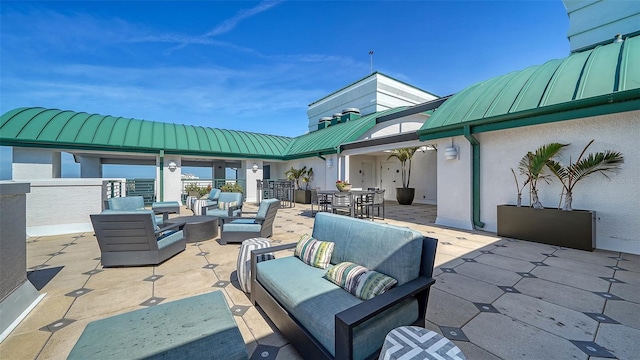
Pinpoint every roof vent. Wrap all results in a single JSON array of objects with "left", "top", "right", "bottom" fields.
[
  {"left": 613, "top": 34, "right": 624, "bottom": 43},
  {"left": 340, "top": 108, "right": 361, "bottom": 123},
  {"left": 318, "top": 117, "right": 332, "bottom": 130},
  {"left": 319, "top": 116, "right": 332, "bottom": 123}
]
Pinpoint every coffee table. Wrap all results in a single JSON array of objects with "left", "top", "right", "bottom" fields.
[{"left": 165, "top": 216, "right": 218, "bottom": 243}]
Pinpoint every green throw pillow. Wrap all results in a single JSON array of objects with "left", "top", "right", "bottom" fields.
[
  {"left": 325, "top": 261, "right": 397, "bottom": 300},
  {"left": 294, "top": 234, "right": 334, "bottom": 269}
]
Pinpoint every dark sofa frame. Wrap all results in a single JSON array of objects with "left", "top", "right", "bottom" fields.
[{"left": 250, "top": 236, "right": 437, "bottom": 360}]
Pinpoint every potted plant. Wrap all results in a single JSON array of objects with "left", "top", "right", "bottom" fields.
[
  {"left": 220, "top": 182, "right": 243, "bottom": 193},
  {"left": 285, "top": 166, "right": 312, "bottom": 204},
  {"left": 185, "top": 183, "right": 209, "bottom": 197},
  {"left": 387, "top": 147, "right": 419, "bottom": 205},
  {"left": 335, "top": 180, "right": 351, "bottom": 192},
  {"left": 498, "top": 140, "right": 624, "bottom": 251}
]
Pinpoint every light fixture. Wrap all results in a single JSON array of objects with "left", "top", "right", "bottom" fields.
[
  {"left": 326, "top": 159, "right": 333, "bottom": 168},
  {"left": 252, "top": 163, "right": 259, "bottom": 172},
  {"left": 444, "top": 146, "right": 459, "bottom": 160},
  {"left": 168, "top": 161, "right": 177, "bottom": 171}
]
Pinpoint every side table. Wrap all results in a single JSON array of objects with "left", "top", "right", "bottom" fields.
[
  {"left": 379, "top": 326, "right": 465, "bottom": 360},
  {"left": 192, "top": 199, "right": 208, "bottom": 216},
  {"left": 165, "top": 216, "right": 218, "bottom": 243},
  {"left": 236, "top": 238, "right": 274, "bottom": 293}
]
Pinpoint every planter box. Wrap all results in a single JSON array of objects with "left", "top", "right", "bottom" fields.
[
  {"left": 497, "top": 205, "right": 595, "bottom": 251},
  {"left": 294, "top": 190, "right": 311, "bottom": 204}
]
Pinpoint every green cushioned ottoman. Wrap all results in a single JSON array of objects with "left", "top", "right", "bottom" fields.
[{"left": 68, "top": 291, "right": 247, "bottom": 360}]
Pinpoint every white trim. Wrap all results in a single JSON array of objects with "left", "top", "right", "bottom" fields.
[{"left": 27, "top": 223, "right": 93, "bottom": 237}]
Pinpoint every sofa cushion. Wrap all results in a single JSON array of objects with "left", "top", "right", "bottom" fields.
[
  {"left": 312, "top": 212, "right": 423, "bottom": 286},
  {"left": 223, "top": 221, "right": 261, "bottom": 233},
  {"left": 295, "top": 235, "right": 334, "bottom": 269},
  {"left": 257, "top": 256, "right": 417, "bottom": 359},
  {"left": 157, "top": 230, "right": 184, "bottom": 249},
  {"left": 325, "top": 262, "right": 397, "bottom": 300}
]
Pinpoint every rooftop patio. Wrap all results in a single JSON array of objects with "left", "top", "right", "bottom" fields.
[{"left": 1, "top": 202, "right": 638, "bottom": 359}]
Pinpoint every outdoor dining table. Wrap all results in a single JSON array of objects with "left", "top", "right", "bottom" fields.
[{"left": 317, "top": 189, "right": 375, "bottom": 217}]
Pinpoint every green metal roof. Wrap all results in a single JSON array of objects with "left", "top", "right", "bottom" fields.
[
  {"left": 0, "top": 107, "right": 408, "bottom": 160},
  {"left": 0, "top": 107, "right": 293, "bottom": 159},
  {"left": 418, "top": 34, "right": 640, "bottom": 139},
  {"left": 283, "top": 107, "right": 407, "bottom": 159}
]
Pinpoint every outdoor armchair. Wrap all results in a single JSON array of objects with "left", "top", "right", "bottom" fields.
[
  {"left": 220, "top": 199, "right": 280, "bottom": 244},
  {"left": 106, "top": 196, "right": 164, "bottom": 225},
  {"left": 90, "top": 210, "right": 186, "bottom": 267},
  {"left": 203, "top": 192, "right": 243, "bottom": 222}
]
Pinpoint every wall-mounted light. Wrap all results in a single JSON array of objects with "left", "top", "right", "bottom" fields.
[
  {"left": 168, "top": 160, "right": 177, "bottom": 171},
  {"left": 326, "top": 159, "right": 333, "bottom": 168},
  {"left": 252, "top": 163, "right": 259, "bottom": 172},
  {"left": 444, "top": 146, "right": 459, "bottom": 160}
]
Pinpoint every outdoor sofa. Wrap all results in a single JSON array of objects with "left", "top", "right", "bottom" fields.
[{"left": 251, "top": 212, "right": 438, "bottom": 360}]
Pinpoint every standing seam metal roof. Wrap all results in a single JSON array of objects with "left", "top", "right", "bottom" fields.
[
  {"left": 418, "top": 34, "right": 640, "bottom": 137},
  {"left": 0, "top": 107, "right": 408, "bottom": 160},
  {"left": 0, "top": 107, "right": 292, "bottom": 159}
]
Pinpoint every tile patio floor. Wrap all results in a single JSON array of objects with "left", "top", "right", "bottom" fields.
[{"left": 1, "top": 202, "right": 638, "bottom": 359}]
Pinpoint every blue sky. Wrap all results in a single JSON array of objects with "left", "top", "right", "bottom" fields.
[{"left": 0, "top": 0, "right": 570, "bottom": 179}]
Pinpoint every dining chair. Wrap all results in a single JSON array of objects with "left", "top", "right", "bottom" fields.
[{"left": 331, "top": 192, "right": 354, "bottom": 217}]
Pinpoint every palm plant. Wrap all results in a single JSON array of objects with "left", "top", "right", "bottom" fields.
[
  {"left": 284, "top": 166, "right": 307, "bottom": 189},
  {"left": 387, "top": 147, "right": 419, "bottom": 188},
  {"left": 517, "top": 143, "right": 567, "bottom": 209},
  {"left": 301, "top": 167, "right": 314, "bottom": 190},
  {"left": 510, "top": 168, "right": 529, "bottom": 207},
  {"left": 546, "top": 139, "right": 624, "bottom": 211}
]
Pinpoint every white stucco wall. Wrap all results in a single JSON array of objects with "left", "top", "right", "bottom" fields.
[
  {"left": 280, "top": 158, "right": 328, "bottom": 190},
  {"left": 477, "top": 110, "right": 640, "bottom": 254},
  {"left": 12, "top": 148, "right": 61, "bottom": 180},
  {"left": 24, "top": 178, "right": 125, "bottom": 237},
  {"left": 435, "top": 137, "right": 474, "bottom": 230},
  {"left": 160, "top": 156, "right": 182, "bottom": 203}
]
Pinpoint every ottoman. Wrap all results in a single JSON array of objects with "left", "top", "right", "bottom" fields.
[
  {"left": 236, "top": 238, "right": 274, "bottom": 293},
  {"left": 68, "top": 291, "right": 247, "bottom": 360},
  {"left": 379, "top": 326, "right": 465, "bottom": 360}
]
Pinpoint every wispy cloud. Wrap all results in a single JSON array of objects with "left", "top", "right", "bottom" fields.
[{"left": 204, "top": 0, "right": 284, "bottom": 38}]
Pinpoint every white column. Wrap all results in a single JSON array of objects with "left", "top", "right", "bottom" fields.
[
  {"left": 12, "top": 148, "right": 61, "bottom": 180},
  {"left": 163, "top": 157, "right": 182, "bottom": 203},
  {"left": 78, "top": 155, "right": 102, "bottom": 178},
  {"left": 435, "top": 137, "right": 473, "bottom": 230},
  {"left": 242, "top": 160, "right": 262, "bottom": 203}
]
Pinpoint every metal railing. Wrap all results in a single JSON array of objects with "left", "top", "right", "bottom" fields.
[{"left": 125, "top": 178, "right": 156, "bottom": 205}]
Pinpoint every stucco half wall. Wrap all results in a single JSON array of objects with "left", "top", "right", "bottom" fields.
[{"left": 477, "top": 110, "right": 640, "bottom": 254}]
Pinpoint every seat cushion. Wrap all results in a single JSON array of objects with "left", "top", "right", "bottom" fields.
[
  {"left": 157, "top": 230, "right": 184, "bottom": 249},
  {"left": 257, "top": 256, "right": 418, "bottom": 359},
  {"left": 223, "top": 222, "right": 261, "bottom": 233}
]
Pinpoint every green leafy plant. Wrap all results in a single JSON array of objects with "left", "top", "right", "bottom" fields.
[
  {"left": 546, "top": 139, "right": 624, "bottom": 211},
  {"left": 517, "top": 143, "right": 567, "bottom": 209},
  {"left": 284, "top": 166, "right": 308, "bottom": 189},
  {"left": 184, "top": 183, "right": 209, "bottom": 197},
  {"left": 301, "top": 167, "right": 314, "bottom": 190},
  {"left": 220, "top": 183, "right": 244, "bottom": 193},
  {"left": 386, "top": 147, "right": 419, "bottom": 188}
]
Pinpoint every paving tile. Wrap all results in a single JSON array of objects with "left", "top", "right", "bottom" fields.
[
  {"left": 516, "top": 278, "right": 606, "bottom": 313},
  {"left": 619, "top": 257, "right": 640, "bottom": 273},
  {"left": 275, "top": 344, "right": 302, "bottom": 360},
  {"left": 474, "top": 253, "right": 536, "bottom": 273},
  {"left": 36, "top": 317, "right": 92, "bottom": 360},
  {"left": 65, "top": 281, "right": 152, "bottom": 320},
  {"left": 453, "top": 341, "right": 501, "bottom": 360},
  {"left": 543, "top": 256, "right": 614, "bottom": 278},
  {"left": 493, "top": 293, "right": 598, "bottom": 340},
  {"left": 455, "top": 261, "right": 523, "bottom": 286},
  {"left": 553, "top": 248, "right": 619, "bottom": 267},
  {"left": 531, "top": 265, "right": 612, "bottom": 293},
  {"left": 463, "top": 312, "right": 587, "bottom": 360},
  {"left": 604, "top": 300, "right": 640, "bottom": 330},
  {"left": 595, "top": 323, "right": 640, "bottom": 360},
  {"left": 426, "top": 288, "right": 479, "bottom": 328},
  {"left": 250, "top": 344, "right": 280, "bottom": 360},
  {"left": 85, "top": 266, "right": 153, "bottom": 290},
  {"left": 242, "top": 307, "right": 288, "bottom": 347},
  {"left": 490, "top": 243, "right": 549, "bottom": 262},
  {"left": 609, "top": 283, "right": 640, "bottom": 304},
  {"left": 154, "top": 269, "right": 217, "bottom": 299},
  {"left": 614, "top": 269, "right": 640, "bottom": 286},
  {"left": 432, "top": 273, "right": 504, "bottom": 304},
  {"left": 570, "top": 340, "right": 616, "bottom": 358},
  {"left": 0, "top": 330, "right": 50, "bottom": 360}
]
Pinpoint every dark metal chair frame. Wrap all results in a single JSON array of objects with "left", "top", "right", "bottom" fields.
[{"left": 219, "top": 200, "right": 280, "bottom": 244}]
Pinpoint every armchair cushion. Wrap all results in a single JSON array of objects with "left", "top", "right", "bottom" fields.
[
  {"left": 325, "top": 262, "right": 397, "bottom": 300},
  {"left": 294, "top": 235, "right": 334, "bottom": 269}
]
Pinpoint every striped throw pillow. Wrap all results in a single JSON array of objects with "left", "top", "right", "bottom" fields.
[
  {"left": 325, "top": 261, "right": 397, "bottom": 300},
  {"left": 294, "top": 234, "right": 334, "bottom": 269}
]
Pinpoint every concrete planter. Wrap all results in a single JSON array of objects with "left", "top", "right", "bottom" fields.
[
  {"left": 497, "top": 205, "right": 595, "bottom": 251},
  {"left": 294, "top": 190, "right": 311, "bottom": 204}
]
